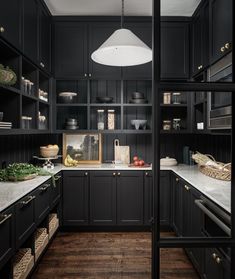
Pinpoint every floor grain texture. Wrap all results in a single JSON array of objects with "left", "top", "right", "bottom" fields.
[{"left": 31, "top": 232, "right": 200, "bottom": 279}]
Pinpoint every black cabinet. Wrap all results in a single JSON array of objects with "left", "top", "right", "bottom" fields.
[
  {"left": 39, "top": 4, "right": 51, "bottom": 72},
  {"left": 209, "top": 0, "right": 232, "bottom": 63},
  {"left": 0, "top": 0, "right": 21, "bottom": 48},
  {"left": 161, "top": 21, "right": 190, "bottom": 80},
  {"left": 62, "top": 171, "right": 89, "bottom": 226},
  {"left": 117, "top": 171, "right": 144, "bottom": 225},
  {"left": 122, "top": 22, "right": 152, "bottom": 79},
  {"left": 88, "top": 22, "right": 122, "bottom": 79},
  {"left": 90, "top": 171, "right": 116, "bottom": 225},
  {"left": 35, "top": 181, "right": 51, "bottom": 225},
  {"left": 54, "top": 22, "right": 87, "bottom": 78},
  {"left": 160, "top": 171, "right": 172, "bottom": 227},
  {"left": 144, "top": 171, "right": 153, "bottom": 225},
  {"left": 0, "top": 207, "right": 14, "bottom": 270},
  {"left": 172, "top": 174, "right": 183, "bottom": 235},
  {"left": 191, "top": 1, "right": 209, "bottom": 76},
  {"left": 15, "top": 194, "right": 35, "bottom": 248},
  {"left": 51, "top": 173, "right": 62, "bottom": 208},
  {"left": 23, "top": 0, "right": 38, "bottom": 63}
]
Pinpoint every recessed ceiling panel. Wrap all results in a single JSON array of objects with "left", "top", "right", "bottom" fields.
[{"left": 44, "top": 0, "right": 201, "bottom": 17}]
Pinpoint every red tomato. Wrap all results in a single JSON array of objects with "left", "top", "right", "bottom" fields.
[
  {"left": 139, "top": 160, "right": 145, "bottom": 166},
  {"left": 134, "top": 160, "right": 139, "bottom": 166},
  {"left": 133, "top": 156, "right": 139, "bottom": 162}
]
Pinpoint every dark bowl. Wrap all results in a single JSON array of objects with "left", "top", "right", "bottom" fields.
[
  {"left": 131, "top": 92, "right": 144, "bottom": 99},
  {"left": 96, "top": 97, "right": 113, "bottom": 103}
]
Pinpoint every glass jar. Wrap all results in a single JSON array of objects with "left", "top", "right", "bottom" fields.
[
  {"left": 28, "top": 82, "right": 34, "bottom": 96},
  {"left": 163, "top": 120, "right": 171, "bottom": 130},
  {"left": 172, "top": 92, "right": 181, "bottom": 104},
  {"left": 173, "top": 118, "right": 181, "bottom": 130},
  {"left": 163, "top": 92, "right": 171, "bottom": 104},
  {"left": 21, "top": 116, "right": 27, "bottom": 129},
  {"left": 107, "top": 109, "right": 115, "bottom": 130},
  {"left": 97, "top": 109, "right": 105, "bottom": 130},
  {"left": 24, "top": 79, "right": 30, "bottom": 94}
]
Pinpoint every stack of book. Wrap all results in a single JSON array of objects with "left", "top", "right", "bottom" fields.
[{"left": 0, "top": 121, "right": 12, "bottom": 129}]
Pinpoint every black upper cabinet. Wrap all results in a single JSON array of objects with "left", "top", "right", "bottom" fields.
[
  {"left": 54, "top": 22, "right": 87, "bottom": 78},
  {"left": 23, "top": 0, "right": 38, "bottom": 63},
  {"left": 90, "top": 171, "right": 116, "bottom": 225},
  {"left": 117, "top": 171, "right": 144, "bottom": 225},
  {"left": 39, "top": 4, "right": 51, "bottom": 72},
  {"left": 161, "top": 21, "right": 190, "bottom": 80},
  {"left": 209, "top": 0, "right": 232, "bottom": 64},
  {"left": 191, "top": 1, "right": 209, "bottom": 76},
  {"left": 122, "top": 22, "right": 152, "bottom": 80},
  {"left": 89, "top": 22, "right": 122, "bottom": 79},
  {"left": 62, "top": 171, "right": 89, "bottom": 226},
  {"left": 0, "top": 0, "right": 21, "bottom": 48}
]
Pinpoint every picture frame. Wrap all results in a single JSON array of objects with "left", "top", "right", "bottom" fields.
[{"left": 63, "top": 133, "right": 102, "bottom": 166}]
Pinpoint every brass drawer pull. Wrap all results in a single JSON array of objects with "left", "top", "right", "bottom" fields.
[
  {"left": 40, "top": 184, "right": 51, "bottom": 192},
  {"left": 0, "top": 213, "right": 12, "bottom": 225},
  {"left": 21, "top": 195, "right": 35, "bottom": 206},
  {"left": 54, "top": 175, "right": 62, "bottom": 181},
  {"left": 184, "top": 185, "right": 190, "bottom": 191}
]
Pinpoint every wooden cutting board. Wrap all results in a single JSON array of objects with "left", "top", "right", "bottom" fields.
[{"left": 114, "top": 139, "right": 130, "bottom": 164}]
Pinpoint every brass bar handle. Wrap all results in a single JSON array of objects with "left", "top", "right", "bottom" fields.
[
  {"left": 0, "top": 213, "right": 12, "bottom": 225},
  {"left": 21, "top": 195, "right": 35, "bottom": 206},
  {"left": 54, "top": 175, "right": 62, "bottom": 181},
  {"left": 40, "top": 184, "right": 51, "bottom": 192},
  {"left": 184, "top": 185, "right": 190, "bottom": 191}
]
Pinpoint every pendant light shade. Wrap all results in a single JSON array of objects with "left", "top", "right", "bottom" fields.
[
  {"left": 91, "top": 28, "right": 152, "bottom": 67},
  {"left": 91, "top": 0, "right": 152, "bottom": 67}
]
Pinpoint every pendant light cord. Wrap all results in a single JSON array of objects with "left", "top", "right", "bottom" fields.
[{"left": 121, "top": 0, "right": 124, "bottom": 28}]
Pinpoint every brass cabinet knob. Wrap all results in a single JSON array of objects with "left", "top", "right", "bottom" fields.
[
  {"left": 176, "top": 177, "right": 179, "bottom": 182},
  {"left": 221, "top": 46, "right": 225, "bottom": 53},
  {"left": 145, "top": 172, "right": 149, "bottom": 176},
  {"left": 212, "top": 253, "right": 217, "bottom": 259},
  {"left": 40, "top": 62, "right": 45, "bottom": 68},
  {"left": 113, "top": 172, "right": 116, "bottom": 176},
  {"left": 215, "top": 257, "right": 222, "bottom": 264},
  {"left": 225, "top": 43, "right": 230, "bottom": 50},
  {"left": 184, "top": 185, "right": 190, "bottom": 191},
  {"left": 197, "top": 65, "right": 203, "bottom": 70},
  {"left": 117, "top": 172, "right": 121, "bottom": 176},
  {"left": 84, "top": 73, "right": 87, "bottom": 77},
  {"left": 84, "top": 172, "right": 88, "bottom": 176},
  {"left": 89, "top": 73, "right": 92, "bottom": 77},
  {"left": 0, "top": 26, "right": 5, "bottom": 33}
]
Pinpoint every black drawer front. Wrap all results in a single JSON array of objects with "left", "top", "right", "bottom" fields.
[
  {"left": 35, "top": 181, "right": 51, "bottom": 225},
  {"left": 0, "top": 207, "right": 14, "bottom": 269},
  {"left": 51, "top": 174, "right": 62, "bottom": 208},
  {"left": 15, "top": 195, "right": 35, "bottom": 248}
]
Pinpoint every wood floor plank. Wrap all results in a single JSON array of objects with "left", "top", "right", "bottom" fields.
[{"left": 31, "top": 232, "right": 200, "bottom": 279}]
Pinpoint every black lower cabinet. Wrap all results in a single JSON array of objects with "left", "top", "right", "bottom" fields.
[
  {"left": 51, "top": 173, "right": 62, "bottom": 208},
  {"left": 0, "top": 207, "right": 14, "bottom": 270},
  {"left": 144, "top": 171, "right": 153, "bottom": 225},
  {"left": 62, "top": 171, "right": 89, "bottom": 226},
  {"left": 90, "top": 171, "right": 116, "bottom": 225},
  {"left": 117, "top": 171, "right": 144, "bottom": 226},
  {"left": 35, "top": 181, "right": 51, "bottom": 225},
  {"left": 172, "top": 174, "right": 183, "bottom": 235},
  {"left": 15, "top": 194, "right": 36, "bottom": 249}
]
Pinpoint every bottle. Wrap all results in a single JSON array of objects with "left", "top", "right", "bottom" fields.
[
  {"left": 97, "top": 109, "right": 105, "bottom": 130},
  {"left": 107, "top": 110, "right": 115, "bottom": 130}
]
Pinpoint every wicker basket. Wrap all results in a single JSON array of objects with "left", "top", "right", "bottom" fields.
[
  {"left": 192, "top": 152, "right": 231, "bottom": 181},
  {"left": 13, "top": 249, "right": 34, "bottom": 279},
  {"left": 49, "top": 214, "right": 59, "bottom": 239},
  {"left": 34, "top": 228, "right": 49, "bottom": 261}
]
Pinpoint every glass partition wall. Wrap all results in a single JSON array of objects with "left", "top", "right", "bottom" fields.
[{"left": 152, "top": 0, "right": 234, "bottom": 278}]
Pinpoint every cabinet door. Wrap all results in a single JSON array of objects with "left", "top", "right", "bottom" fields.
[
  {"left": 90, "top": 171, "right": 116, "bottom": 225},
  {"left": 51, "top": 173, "right": 62, "bottom": 208},
  {"left": 39, "top": 4, "right": 51, "bottom": 72},
  {"left": 210, "top": 0, "right": 232, "bottom": 63},
  {"left": 54, "top": 22, "right": 87, "bottom": 78},
  {"left": 23, "top": 0, "right": 38, "bottom": 63},
  {"left": 35, "top": 181, "right": 51, "bottom": 225},
  {"left": 122, "top": 22, "right": 152, "bottom": 79},
  {"left": 161, "top": 21, "right": 189, "bottom": 80},
  {"left": 182, "top": 183, "right": 192, "bottom": 237},
  {"left": 160, "top": 171, "right": 171, "bottom": 227},
  {"left": 144, "top": 171, "right": 153, "bottom": 225},
  {"left": 63, "top": 171, "right": 89, "bottom": 226},
  {"left": 88, "top": 22, "right": 121, "bottom": 79},
  {"left": 0, "top": 207, "right": 14, "bottom": 270},
  {"left": 172, "top": 175, "right": 183, "bottom": 235},
  {"left": 0, "top": 0, "right": 21, "bottom": 48},
  {"left": 117, "top": 171, "right": 143, "bottom": 226}
]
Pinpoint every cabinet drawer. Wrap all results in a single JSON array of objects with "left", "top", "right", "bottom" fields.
[
  {"left": 15, "top": 195, "right": 35, "bottom": 248},
  {"left": 0, "top": 207, "right": 14, "bottom": 269},
  {"left": 35, "top": 181, "right": 51, "bottom": 225},
  {"left": 51, "top": 174, "right": 62, "bottom": 208}
]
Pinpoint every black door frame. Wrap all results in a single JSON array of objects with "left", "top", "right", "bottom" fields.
[{"left": 152, "top": 0, "right": 235, "bottom": 278}]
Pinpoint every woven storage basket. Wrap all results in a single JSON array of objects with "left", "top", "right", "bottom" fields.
[
  {"left": 13, "top": 249, "right": 34, "bottom": 279},
  {"left": 35, "top": 228, "right": 49, "bottom": 261},
  {"left": 192, "top": 153, "right": 231, "bottom": 181},
  {"left": 49, "top": 214, "right": 59, "bottom": 239}
]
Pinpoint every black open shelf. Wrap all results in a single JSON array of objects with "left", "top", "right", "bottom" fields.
[
  {"left": 22, "top": 58, "right": 38, "bottom": 97},
  {"left": 124, "top": 106, "right": 152, "bottom": 130},
  {"left": 39, "top": 71, "right": 50, "bottom": 103},
  {"left": 124, "top": 80, "right": 152, "bottom": 104},
  {"left": 39, "top": 102, "right": 50, "bottom": 130},
  {"left": 22, "top": 96, "right": 37, "bottom": 129}
]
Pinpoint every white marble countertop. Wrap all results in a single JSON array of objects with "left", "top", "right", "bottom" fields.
[{"left": 0, "top": 163, "right": 231, "bottom": 214}]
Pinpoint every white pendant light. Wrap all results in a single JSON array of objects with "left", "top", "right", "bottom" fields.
[{"left": 91, "top": 0, "right": 152, "bottom": 67}]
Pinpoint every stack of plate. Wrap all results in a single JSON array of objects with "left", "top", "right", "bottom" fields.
[
  {"left": 0, "top": 121, "right": 12, "bottom": 129},
  {"left": 129, "top": 92, "right": 148, "bottom": 104},
  {"left": 65, "top": 118, "right": 79, "bottom": 130}
]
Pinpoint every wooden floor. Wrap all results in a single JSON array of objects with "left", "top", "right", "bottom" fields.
[{"left": 31, "top": 232, "right": 200, "bottom": 279}]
